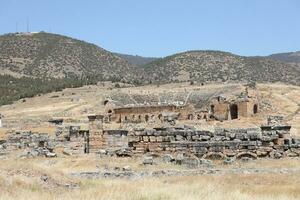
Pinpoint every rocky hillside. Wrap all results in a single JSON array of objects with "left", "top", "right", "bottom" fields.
[
  {"left": 0, "top": 32, "right": 142, "bottom": 82},
  {"left": 268, "top": 51, "right": 300, "bottom": 63},
  {"left": 143, "top": 51, "right": 300, "bottom": 85}
]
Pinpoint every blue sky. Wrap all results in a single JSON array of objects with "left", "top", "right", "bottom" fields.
[{"left": 0, "top": 0, "right": 299, "bottom": 57}]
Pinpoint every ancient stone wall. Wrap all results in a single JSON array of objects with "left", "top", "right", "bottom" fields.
[{"left": 127, "top": 124, "right": 300, "bottom": 159}]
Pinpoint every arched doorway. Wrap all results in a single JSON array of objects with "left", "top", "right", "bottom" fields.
[
  {"left": 230, "top": 104, "right": 238, "bottom": 119},
  {"left": 253, "top": 104, "right": 258, "bottom": 114},
  {"left": 210, "top": 105, "right": 215, "bottom": 114},
  {"left": 188, "top": 114, "right": 194, "bottom": 120},
  {"left": 145, "top": 115, "right": 149, "bottom": 122}
]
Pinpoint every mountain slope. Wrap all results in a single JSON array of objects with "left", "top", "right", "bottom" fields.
[
  {"left": 0, "top": 32, "right": 142, "bottom": 82},
  {"left": 114, "top": 53, "right": 159, "bottom": 66},
  {"left": 268, "top": 51, "right": 300, "bottom": 63},
  {"left": 143, "top": 50, "right": 300, "bottom": 85}
]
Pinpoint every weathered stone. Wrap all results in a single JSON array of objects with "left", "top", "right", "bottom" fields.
[
  {"left": 199, "top": 158, "right": 213, "bottom": 167},
  {"left": 181, "top": 157, "right": 200, "bottom": 168},
  {"left": 199, "top": 135, "right": 211, "bottom": 141},
  {"left": 122, "top": 165, "right": 131, "bottom": 171},
  {"left": 45, "top": 152, "right": 56, "bottom": 157},
  {"left": 162, "top": 154, "right": 175, "bottom": 163},
  {"left": 143, "top": 156, "right": 154, "bottom": 165}
]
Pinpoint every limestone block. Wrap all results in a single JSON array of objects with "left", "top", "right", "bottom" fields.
[
  {"left": 175, "top": 135, "right": 184, "bottom": 141},
  {"left": 200, "top": 135, "right": 210, "bottom": 141},
  {"left": 225, "top": 132, "right": 236, "bottom": 140},
  {"left": 149, "top": 136, "right": 156, "bottom": 142},
  {"left": 156, "top": 136, "right": 163, "bottom": 142},
  {"left": 142, "top": 136, "right": 149, "bottom": 142}
]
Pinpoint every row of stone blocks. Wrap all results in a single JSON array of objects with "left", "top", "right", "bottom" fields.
[{"left": 127, "top": 125, "right": 300, "bottom": 159}]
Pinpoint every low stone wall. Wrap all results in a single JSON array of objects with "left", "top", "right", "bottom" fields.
[
  {"left": 1, "top": 116, "right": 300, "bottom": 160},
  {"left": 127, "top": 124, "right": 300, "bottom": 159}
]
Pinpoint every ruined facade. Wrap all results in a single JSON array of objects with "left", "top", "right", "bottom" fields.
[
  {"left": 104, "top": 86, "right": 260, "bottom": 123},
  {"left": 210, "top": 94, "right": 259, "bottom": 121}
]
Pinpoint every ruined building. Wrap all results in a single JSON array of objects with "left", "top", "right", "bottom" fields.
[{"left": 104, "top": 85, "right": 259, "bottom": 123}]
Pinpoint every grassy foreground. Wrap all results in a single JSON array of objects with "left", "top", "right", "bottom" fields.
[{"left": 0, "top": 154, "right": 300, "bottom": 200}]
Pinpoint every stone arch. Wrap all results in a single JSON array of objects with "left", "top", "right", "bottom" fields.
[
  {"left": 38, "top": 141, "right": 45, "bottom": 147},
  {"left": 236, "top": 152, "right": 257, "bottom": 160},
  {"left": 103, "top": 100, "right": 109, "bottom": 105},
  {"left": 230, "top": 104, "right": 238, "bottom": 119},
  {"left": 158, "top": 114, "right": 162, "bottom": 120},
  {"left": 124, "top": 116, "right": 128, "bottom": 122},
  {"left": 203, "top": 152, "right": 225, "bottom": 160},
  {"left": 145, "top": 115, "right": 149, "bottom": 122},
  {"left": 253, "top": 104, "right": 258, "bottom": 114},
  {"left": 210, "top": 105, "right": 215, "bottom": 114}
]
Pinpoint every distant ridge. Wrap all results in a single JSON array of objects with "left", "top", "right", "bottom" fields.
[
  {"left": 267, "top": 51, "right": 300, "bottom": 63},
  {"left": 143, "top": 50, "right": 300, "bottom": 85},
  {"left": 114, "top": 52, "right": 159, "bottom": 66}
]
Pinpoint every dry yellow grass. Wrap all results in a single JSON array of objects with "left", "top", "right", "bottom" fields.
[{"left": 1, "top": 155, "right": 300, "bottom": 200}]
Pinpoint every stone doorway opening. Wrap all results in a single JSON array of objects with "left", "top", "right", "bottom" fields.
[
  {"left": 253, "top": 104, "right": 258, "bottom": 114},
  {"left": 230, "top": 104, "right": 238, "bottom": 119}
]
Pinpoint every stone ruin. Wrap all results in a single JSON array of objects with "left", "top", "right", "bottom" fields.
[
  {"left": 106, "top": 115, "right": 299, "bottom": 160},
  {"left": 1, "top": 116, "right": 299, "bottom": 162},
  {"left": 104, "top": 85, "right": 260, "bottom": 124},
  {"left": 0, "top": 131, "right": 56, "bottom": 158}
]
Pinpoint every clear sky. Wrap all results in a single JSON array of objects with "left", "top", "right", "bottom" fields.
[{"left": 0, "top": 0, "right": 299, "bottom": 57}]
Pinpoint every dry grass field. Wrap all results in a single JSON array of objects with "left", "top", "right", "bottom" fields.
[{"left": 0, "top": 154, "right": 300, "bottom": 200}]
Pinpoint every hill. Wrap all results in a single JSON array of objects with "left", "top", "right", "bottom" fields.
[
  {"left": 0, "top": 32, "right": 142, "bottom": 82},
  {"left": 143, "top": 50, "right": 300, "bottom": 85},
  {"left": 268, "top": 51, "right": 300, "bottom": 63},
  {"left": 114, "top": 52, "right": 159, "bottom": 66}
]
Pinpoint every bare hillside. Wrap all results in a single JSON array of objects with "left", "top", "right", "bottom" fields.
[{"left": 0, "top": 32, "right": 142, "bottom": 81}]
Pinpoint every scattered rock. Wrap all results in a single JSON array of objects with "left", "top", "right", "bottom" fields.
[
  {"left": 143, "top": 156, "right": 154, "bottom": 165},
  {"left": 122, "top": 165, "right": 131, "bottom": 171},
  {"left": 46, "top": 152, "right": 57, "bottom": 158},
  {"left": 62, "top": 149, "right": 72, "bottom": 156},
  {"left": 162, "top": 154, "right": 175, "bottom": 163},
  {"left": 199, "top": 158, "right": 213, "bottom": 167},
  {"left": 182, "top": 157, "right": 200, "bottom": 168}
]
